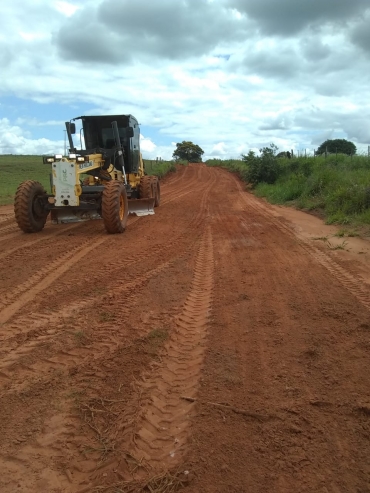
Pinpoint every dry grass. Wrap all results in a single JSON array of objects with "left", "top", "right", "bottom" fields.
[{"left": 92, "top": 469, "right": 189, "bottom": 493}]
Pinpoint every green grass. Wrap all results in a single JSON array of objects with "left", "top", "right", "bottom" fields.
[
  {"left": 144, "top": 159, "right": 177, "bottom": 178},
  {"left": 206, "top": 158, "right": 249, "bottom": 181},
  {"left": 0, "top": 155, "right": 51, "bottom": 205},
  {"left": 0, "top": 155, "right": 177, "bottom": 205},
  {"left": 145, "top": 328, "right": 169, "bottom": 355}
]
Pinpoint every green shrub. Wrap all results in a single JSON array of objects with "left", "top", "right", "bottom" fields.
[{"left": 243, "top": 145, "right": 281, "bottom": 186}]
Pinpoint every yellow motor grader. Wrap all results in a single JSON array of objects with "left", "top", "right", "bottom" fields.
[{"left": 14, "top": 114, "right": 160, "bottom": 234}]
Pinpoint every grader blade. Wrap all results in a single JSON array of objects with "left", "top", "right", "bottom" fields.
[
  {"left": 128, "top": 198, "right": 155, "bottom": 216},
  {"left": 51, "top": 208, "right": 102, "bottom": 224}
]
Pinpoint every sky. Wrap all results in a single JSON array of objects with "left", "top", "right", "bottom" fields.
[{"left": 0, "top": 0, "right": 370, "bottom": 160}]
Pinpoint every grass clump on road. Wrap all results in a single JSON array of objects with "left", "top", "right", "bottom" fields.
[
  {"left": 145, "top": 328, "right": 169, "bottom": 356},
  {"left": 207, "top": 149, "right": 370, "bottom": 227}
]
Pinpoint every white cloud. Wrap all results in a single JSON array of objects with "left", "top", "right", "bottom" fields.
[
  {"left": 0, "top": 0, "right": 369, "bottom": 160},
  {"left": 54, "top": 1, "right": 80, "bottom": 17},
  {"left": 210, "top": 142, "right": 227, "bottom": 157},
  {"left": 140, "top": 135, "right": 156, "bottom": 153},
  {"left": 0, "top": 118, "right": 64, "bottom": 155},
  {"left": 19, "top": 32, "right": 46, "bottom": 42}
]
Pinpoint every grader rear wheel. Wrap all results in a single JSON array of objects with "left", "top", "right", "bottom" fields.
[
  {"left": 139, "top": 175, "right": 154, "bottom": 199},
  {"left": 102, "top": 181, "right": 128, "bottom": 234},
  {"left": 151, "top": 176, "right": 161, "bottom": 207},
  {"left": 14, "top": 180, "right": 48, "bottom": 233}
]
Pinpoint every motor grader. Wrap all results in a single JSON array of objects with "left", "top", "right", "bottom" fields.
[{"left": 14, "top": 114, "right": 160, "bottom": 234}]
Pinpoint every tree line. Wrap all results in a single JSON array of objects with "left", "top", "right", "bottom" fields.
[{"left": 172, "top": 139, "right": 358, "bottom": 163}]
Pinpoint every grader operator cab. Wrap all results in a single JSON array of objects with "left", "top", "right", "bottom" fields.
[{"left": 14, "top": 114, "right": 160, "bottom": 234}]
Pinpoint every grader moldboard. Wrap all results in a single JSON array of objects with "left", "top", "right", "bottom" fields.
[{"left": 14, "top": 115, "right": 160, "bottom": 234}]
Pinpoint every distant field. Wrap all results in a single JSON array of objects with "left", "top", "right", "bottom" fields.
[
  {"left": 0, "top": 155, "right": 175, "bottom": 205},
  {"left": 0, "top": 155, "right": 50, "bottom": 205}
]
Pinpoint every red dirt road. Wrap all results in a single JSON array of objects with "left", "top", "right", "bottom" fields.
[{"left": 1, "top": 165, "right": 370, "bottom": 492}]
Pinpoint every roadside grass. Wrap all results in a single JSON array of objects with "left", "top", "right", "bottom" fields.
[
  {"left": 312, "top": 236, "right": 329, "bottom": 242},
  {"left": 143, "top": 159, "right": 177, "bottom": 178},
  {"left": 206, "top": 153, "right": 370, "bottom": 228},
  {"left": 0, "top": 155, "right": 178, "bottom": 205},
  {"left": 0, "top": 155, "right": 51, "bottom": 205},
  {"left": 206, "top": 158, "right": 249, "bottom": 181}
]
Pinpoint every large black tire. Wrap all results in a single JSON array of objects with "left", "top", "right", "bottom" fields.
[
  {"left": 102, "top": 181, "right": 128, "bottom": 234},
  {"left": 14, "top": 180, "right": 48, "bottom": 233},
  {"left": 139, "top": 175, "right": 154, "bottom": 199},
  {"left": 151, "top": 176, "right": 161, "bottom": 207}
]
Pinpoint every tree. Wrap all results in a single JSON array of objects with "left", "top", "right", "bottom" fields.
[
  {"left": 276, "top": 151, "right": 291, "bottom": 159},
  {"left": 172, "top": 141, "right": 204, "bottom": 162},
  {"left": 317, "top": 139, "right": 356, "bottom": 156}
]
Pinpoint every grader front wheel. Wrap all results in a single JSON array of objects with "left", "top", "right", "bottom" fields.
[
  {"left": 102, "top": 181, "right": 128, "bottom": 234},
  {"left": 14, "top": 180, "right": 48, "bottom": 233}
]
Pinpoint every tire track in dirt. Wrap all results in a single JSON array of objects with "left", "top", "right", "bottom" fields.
[
  {"left": 199, "top": 169, "right": 370, "bottom": 493},
  {"left": 229, "top": 172, "right": 370, "bottom": 313},
  {"left": 48, "top": 168, "right": 214, "bottom": 300},
  {"left": 161, "top": 164, "right": 190, "bottom": 189},
  {"left": 0, "top": 238, "right": 192, "bottom": 387},
  {"left": 0, "top": 172, "right": 216, "bottom": 391},
  {"left": 0, "top": 258, "right": 173, "bottom": 388},
  {"left": 299, "top": 241, "right": 370, "bottom": 309},
  {"left": 0, "top": 223, "right": 82, "bottom": 261},
  {"left": 0, "top": 166, "right": 215, "bottom": 493},
  {"left": 0, "top": 210, "right": 13, "bottom": 218},
  {"left": 0, "top": 215, "right": 140, "bottom": 301},
  {"left": 161, "top": 167, "right": 203, "bottom": 204},
  {"left": 0, "top": 168, "right": 215, "bottom": 335},
  {"left": 0, "top": 225, "right": 109, "bottom": 325},
  {"left": 223, "top": 171, "right": 370, "bottom": 487},
  {"left": 2, "top": 167, "right": 370, "bottom": 493},
  {"left": 125, "top": 225, "right": 214, "bottom": 470},
  {"left": 0, "top": 215, "right": 145, "bottom": 323},
  {"left": 0, "top": 214, "right": 14, "bottom": 226},
  {"left": 0, "top": 231, "right": 24, "bottom": 242},
  {"left": 1, "top": 166, "right": 214, "bottom": 491},
  {"left": 0, "top": 222, "right": 20, "bottom": 236}
]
